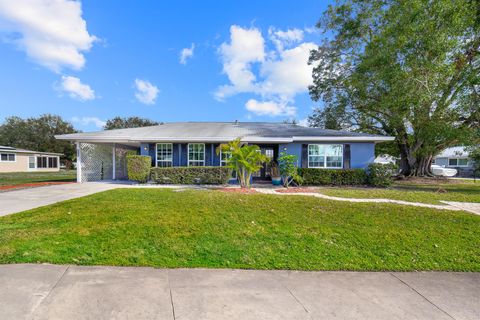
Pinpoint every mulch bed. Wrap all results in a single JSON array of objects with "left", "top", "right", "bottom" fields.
[{"left": 0, "top": 181, "right": 75, "bottom": 191}]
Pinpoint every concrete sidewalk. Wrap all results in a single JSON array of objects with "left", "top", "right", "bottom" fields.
[{"left": 0, "top": 264, "right": 478, "bottom": 320}]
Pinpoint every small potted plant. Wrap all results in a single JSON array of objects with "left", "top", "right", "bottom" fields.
[{"left": 270, "top": 161, "right": 282, "bottom": 185}]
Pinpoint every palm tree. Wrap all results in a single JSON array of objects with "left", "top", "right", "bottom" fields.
[{"left": 216, "top": 138, "right": 270, "bottom": 188}]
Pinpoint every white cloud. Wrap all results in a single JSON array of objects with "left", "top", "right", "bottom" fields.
[
  {"left": 259, "top": 42, "right": 317, "bottom": 100},
  {"left": 134, "top": 79, "right": 159, "bottom": 105},
  {"left": 0, "top": 0, "right": 97, "bottom": 72},
  {"left": 215, "top": 25, "right": 265, "bottom": 100},
  {"left": 71, "top": 116, "right": 105, "bottom": 128},
  {"left": 216, "top": 26, "right": 317, "bottom": 117},
  {"left": 58, "top": 75, "right": 95, "bottom": 101},
  {"left": 179, "top": 43, "right": 195, "bottom": 65},
  {"left": 245, "top": 99, "right": 296, "bottom": 116},
  {"left": 298, "top": 118, "right": 309, "bottom": 127},
  {"left": 268, "top": 27, "right": 304, "bottom": 51}
]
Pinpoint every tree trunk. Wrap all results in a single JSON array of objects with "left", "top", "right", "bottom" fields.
[{"left": 397, "top": 141, "right": 435, "bottom": 177}]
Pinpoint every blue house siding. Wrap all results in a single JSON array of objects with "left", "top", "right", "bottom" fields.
[
  {"left": 350, "top": 143, "right": 375, "bottom": 169},
  {"left": 279, "top": 143, "right": 302, "bottom": 167},
  {"left": 280, "top": 142, "right": 375, "bottom": 169},
  {"left": 142, "top": 141, "right": 375, "bottom": 170}
]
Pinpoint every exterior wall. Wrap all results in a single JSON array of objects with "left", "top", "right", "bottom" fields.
[
  {"left": 434, "top": 157, "right": 476, "bottom": 177},
  {"left": 279, "top": 142, "right": 375, "bottom": 169},
  {"left": 0, "top": 153, "right": 60, "bottom": 173},
  {"left": 350, "top": 143, "right": 375, "bottom": 169},
  {"left": 144, "top": 141, "right": 376, "bottom": 170}
]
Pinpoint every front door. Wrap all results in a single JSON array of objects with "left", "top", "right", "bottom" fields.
[{"left": 253, "top": 147, "right": 275, "bottom": 180}]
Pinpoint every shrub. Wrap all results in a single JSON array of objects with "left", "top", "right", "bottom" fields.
[
  {"left": 366, "top": 163, "right": 398, "bottom": 187},
  {"left": 278, "top": 152, "right": 302, "bottom": 187},
  {"left": 126, "top": 155, "right": 151, "bottom": 183},
  {"left": 151, "top": 167, "right": 230, "bottom": 184},
  {"left": 298, "top": 168, "right": 368, "bottom": 186}
]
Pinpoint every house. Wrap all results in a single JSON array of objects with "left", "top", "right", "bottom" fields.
[
  {"left": 55, "top": 122, "right": 394, "bottom": 183},
  {"left": 432, "top": 146, "right": 476, "bottom": 177},
  {"left": 0, "top": 145, "right": 62, "bottom": 173}
]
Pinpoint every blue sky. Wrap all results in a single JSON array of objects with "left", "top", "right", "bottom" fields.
[{"left": 0, "top": 0, "right": 330, "bottom": 131}]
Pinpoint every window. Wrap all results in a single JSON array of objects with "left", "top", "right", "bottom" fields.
[
  {"left": 0, "top": 153, "right": 15, "bottom": 162},
  {"left": 448, "top": 158, "right": 468, "bottom": 167},
  {"left": 156, "top": 143, "right": 173, "bottom": 167},
  {"left": 308, "top": 144, "right": 343, "bottom": 169},
  {"left": 36, "top": 156, "right": 58, "bottom": 168},
  {"left": 220, "top": 149, "right": 237, "bottom": 179},
  {"left": 188, "top": 143, "right": 205, "bottom": 166},
  {"left": 29, "top": 156, "right": 35, "bottom": 169}
]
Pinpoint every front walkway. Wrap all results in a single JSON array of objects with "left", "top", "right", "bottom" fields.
[{"left": 1, "top": 264, "right": 478, "bottom": 320}]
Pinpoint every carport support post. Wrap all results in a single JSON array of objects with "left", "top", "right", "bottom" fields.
[
  {"left": 112, "top": 143, "right": 116, "bottom": 180},
  {"left": 76, "top": 142, "right": 82, "bottom": 183}
]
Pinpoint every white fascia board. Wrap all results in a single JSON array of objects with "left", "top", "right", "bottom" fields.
[{"left": 292, "top": 136, "right": 395, "bottom": 142}]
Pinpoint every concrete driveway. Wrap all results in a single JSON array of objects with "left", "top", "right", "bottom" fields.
[
  {"left": 0, "top": 264, "right": 478, "bottom": 320},
  {"left": 0, "top": 182, "right": 123, "bottom": 217}
]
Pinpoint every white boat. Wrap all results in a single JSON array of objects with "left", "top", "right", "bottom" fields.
[{"left": 431, "top": 165, "right": 458, "bottom": 177}]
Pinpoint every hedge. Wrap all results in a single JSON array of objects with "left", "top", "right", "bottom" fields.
[
  {"left": 127, "top": 155, "right": 151, "bottom": 183},
  {"left": 151, "top": 167, "right": 231, "bottom": 184},
  {"left": 298, "top": 168, "right": 368, "bottom": 186},
  {"left": 366, "top": 163, "right": 397, "bottom": 187}
]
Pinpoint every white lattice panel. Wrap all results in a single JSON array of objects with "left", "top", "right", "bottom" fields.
[{"left": 79, "top": 143, "right": 113, "bottom": 182}]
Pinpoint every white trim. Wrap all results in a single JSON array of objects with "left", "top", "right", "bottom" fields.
[
  {"left": 112, "top": 144, "right": 116, "bottom": 180},
  {"left": 293, "top": 136, "right": 394, "bottom": 142},
  {"left": 0, "top": 152, "right": 16, "bottom": 162},
  {"left": 447, "top": 157, "right": 469, "bottom": 167},
  {"left": 76, "top": 142, "right": 82, "bottom": 183},
  {"left": 155, "top": 143, "right": 173, "bottom": 167},
  {"left": 307, "top": 144, "right": 344, "bottom": 169},
  {"left": 27, "top": 155, "right": 36, "bottom": 170},
  {"left": 187, "top": 143, "right": 205, "bottom": 167}
]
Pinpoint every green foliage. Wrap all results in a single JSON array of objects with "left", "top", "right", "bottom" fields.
[
  {"left": 366, "top": 163, "right": 398, "bottom": 187},
  {"left": 0, "top": 114, "right": 78, "bottom": 163},
  {"left": 278, "top": 152, "right": 302, "bottom": 187},
  {"left": 150, "top": 167, "right": 230, "bottom": 184},
  {"left": 468, "top": 146, "right": 480, "bottom": 176},
  {"left": 126, "top": 155, "right": 151, "bottom": 183},
  {"left": 104, "top": 116, "right": 159, "bottom": 130},
  {"left": 309, "top": 0, "right": 480, "bottom": 176},
  {"left": 269, "top": 160, "right": 280, "bottom": 177},
  {"left": 1, "top": 188, "right": 478, "bottom": 271},
  {"left": 299, "top": 168, "right": 368, "bottom": 186},
  {"left": 216, "top": 138, "right": 270, "bottom": 188}
]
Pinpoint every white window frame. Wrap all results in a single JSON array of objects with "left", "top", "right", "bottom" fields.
[
  {"left": 0, "top": 153, "right": 16, "bottom": 162},
  {"left": 28, "top": 156, "right": 36, "bottom": 170},
  {"left": 308, "top": 144, "right": 344, "bottom": 169},
  {"left": 220, "top": 149, "right": 237, "bottom": 179},
  {"left": 188, "top": 143, "right": 205, "bottom": 167},
  {"left": 447, "top": 157, "right": 469, "bottom": 167},
  {"left": 155, "top": 143, "right": 173, "bottom": 167}
]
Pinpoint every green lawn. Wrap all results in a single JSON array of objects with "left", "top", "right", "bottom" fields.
[
  {"left": 318, "top": 180, "right": 480, "bottom": 204},
  {"left": 0, "top": 189, "right": 478, "bottom": 271},
  {"left": 0, "top": 170, "right": 76, "bottom": 187}
]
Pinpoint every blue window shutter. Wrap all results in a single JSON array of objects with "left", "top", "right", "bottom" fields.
[
  {"left": 344, "top": 144, "right": 351, "bottom": 169},
  {"left": 301, "top": 144, "right": 308, "bottom": 168}
]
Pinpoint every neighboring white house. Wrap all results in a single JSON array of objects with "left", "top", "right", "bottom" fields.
[
  {"left": 0, "top": 146, "right": 62, "bottom": 173},
  {"left": 432, "top": 146, "right": 476, "bottom": 177}
]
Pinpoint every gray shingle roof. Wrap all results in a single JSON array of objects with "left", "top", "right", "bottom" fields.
[{"left": 55, "top": 122, "right": 393, "bottom": 143}]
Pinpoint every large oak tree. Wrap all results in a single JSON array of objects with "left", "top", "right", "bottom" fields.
[{"left": 308, "top": 0, "right": 480, "bottom": 176}]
